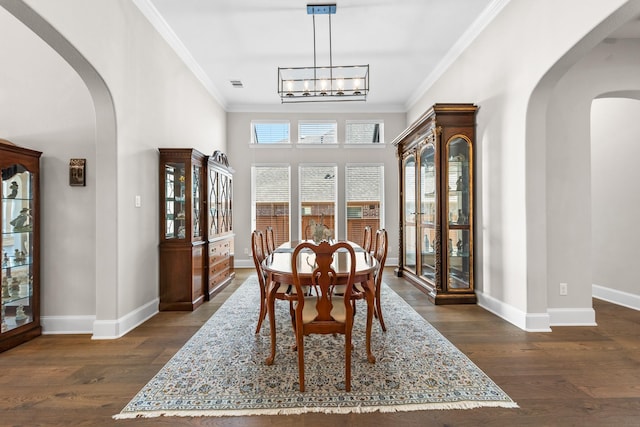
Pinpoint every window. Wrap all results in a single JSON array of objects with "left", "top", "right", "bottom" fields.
[
  {"left": 345, "top": 120, "right": 383, "bottom": 144},
  {"left": 346, "top": 164, "right": 384, "bottom": 244},
  {"left": 299, "top": 165, "right": 337, "bottom": 239},
  {"left": 251, "top": 121, "right": 290, "bottom": 144},
  {"left": 252, "top": 165, "right": 290, "bottom": 246},
  {"left": 298, "top": 121, "right": 337, "bottom": 144}
]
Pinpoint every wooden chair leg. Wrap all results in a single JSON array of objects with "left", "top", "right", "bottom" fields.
[
  {"left": 297, "top": 333, "right": 305, "bottom": 392},
  {"left": 375, "top": 291, "right": 386, "bottom": 332},
  {"left": 345, "top": 331, "right": 352, "bottom": 392},
  {"left": 255, "top": 295, "right": 266, "bottom": 334}
]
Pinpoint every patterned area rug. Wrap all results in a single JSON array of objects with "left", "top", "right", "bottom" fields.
[{"left": 114, "top": 276, "right": 517, "bottom": 419}]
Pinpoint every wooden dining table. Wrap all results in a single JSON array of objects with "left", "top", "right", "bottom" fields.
[{"left": 262, "top": 240, "right": 378, "bottom": 365}]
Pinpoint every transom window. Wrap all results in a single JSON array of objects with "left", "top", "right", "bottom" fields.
[
  {"left": 298, "top": 121, "right": 337, "bottom": 144},
  {"left": 345, "top": 120, "right": 383, "bottom": 144},
  {"left": 251, "top": 121, "right": 290, "bottom": 144}
]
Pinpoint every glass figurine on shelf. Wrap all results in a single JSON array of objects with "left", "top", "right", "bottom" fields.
[
  {"left": 7, "top": 181, "right": 18, "bottom": 199},
  {"left": 448, "top": 238, "right": 453, "bottom": 255},
  {"left": 2, "top": 252, "right": 8, "bottom": 267},
  {"left": 457, "top": 209, "right": 468, "bottom": 225},
  {"left": 456, "top": 176, "right": 464, "bottom": 191},
  {"left": 15, "top": 304, "right": 27, "bottom": 325},
  {"left": 457, "top": 239, "right": 463, "bottom": 255},
  {"left": 1, "top": 306, "right": 7, "bottom": 333},
  {"left": 2, "top": 276, "right": 9, "bottom": 298},
  {"left": 9, "top": 277, "right": 20, "bottom": 297},
  {"left": 10, "top": 208, "right": 32, "bottom": 232}
]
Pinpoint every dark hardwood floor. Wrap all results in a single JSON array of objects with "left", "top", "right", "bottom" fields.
[{"left": 1, "top": 268, "right": 639, "bottom": 426}]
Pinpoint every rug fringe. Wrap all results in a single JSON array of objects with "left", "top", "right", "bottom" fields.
[{"left": 113, "top": 401, "right": 519, "bottom": 419}]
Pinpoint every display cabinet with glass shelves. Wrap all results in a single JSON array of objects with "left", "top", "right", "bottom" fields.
[
  {"left": 393, "top": 104, "right": 477, "bottom": 304},
  {"left": 158, "top": 148, "right": 206, "bottom": 311},
  {"left": 1, "top": 139, "right": 41, "bottom": 351}
]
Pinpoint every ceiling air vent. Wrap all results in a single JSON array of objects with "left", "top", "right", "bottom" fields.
[{"left": 230, "top": 80, "right": 244, "bottom": 88}]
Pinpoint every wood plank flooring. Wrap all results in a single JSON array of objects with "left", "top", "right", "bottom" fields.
[{"left": 1, "top": 268, "right": 639, "bottom": 426}]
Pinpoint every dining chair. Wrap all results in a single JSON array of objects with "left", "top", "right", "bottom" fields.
[
  {"left": 252, "top": 229, "right": 296, "bottom": 336},
  {"left": 371, "top": 228, "right": 388, "bottom": 331},
  {"left": 290, "top": 240, "right": 362, "bottom": 392},
  {"left": 265, "top": 226, "right": 276, "bottom": 256},
  {"left": 251, "top": 230, "right": 269, "bottom": 334},
  {"left": 362, "top": 225, "right": 373, "bottom": 253}
]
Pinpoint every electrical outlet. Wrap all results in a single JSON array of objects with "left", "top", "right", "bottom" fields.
[
  {"left": 559, "top": 282, "right": 568, "bottom": 296},
  {"left": 244, "top": 247, "right": 249, "bottom": 255}
]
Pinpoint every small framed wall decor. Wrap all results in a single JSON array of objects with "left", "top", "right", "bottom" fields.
[{"left": 69, "top": 158, "right": 86, "bottom": 186}]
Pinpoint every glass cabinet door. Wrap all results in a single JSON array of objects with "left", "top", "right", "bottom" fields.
[
  {"left": 2, "top": 166, "right": 34, "bottom": 333},
  {"left": 446, "top": 136, "right": 472, "bottom": 290},
  {"left": 164, "top": 162, "right": 186, "bottom": 239},
  {"left": 192, "top": 164, "right": 202, "bottom": 239},
  {"left": 419, "top": 143, "right": 437, "bottom": 283},
  {"left": 402, "top": 154, "right": 416, "bottom": 274}
]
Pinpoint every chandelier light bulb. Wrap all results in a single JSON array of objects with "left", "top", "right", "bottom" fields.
[{"left": 353, "top": 78, "right": 361, "bottom": 95}]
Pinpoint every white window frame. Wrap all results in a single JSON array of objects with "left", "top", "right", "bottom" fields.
[
  {"left": 344, "top": 163, "right": 385, "bottom": 240},
  {"left": 298, "top": 163, "right": 338, "bottom": 239},
  {"left": 250, "top": 120, "right": 291, "bottom": 145},
  {"left": 298, "top": 120, "right": 338, "bottom": 144},
  {"left": 345, "top": 119, "right": 385, "bottom": 145},
  {"left": 251, "top": 164, "right": 291, "bottom": 240}
]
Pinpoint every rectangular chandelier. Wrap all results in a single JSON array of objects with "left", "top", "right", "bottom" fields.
[{"left": 277, "top": 4, "right": 369, "bottom": 104}]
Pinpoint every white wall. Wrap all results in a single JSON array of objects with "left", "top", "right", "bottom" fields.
[
  {"left": 591, "top": 98, "right": 640, "bottom": 307},
  {"left": 227, "top": 112, "right": 405, "bottom": 268},
  {"left": 544, "top": 39, "right": 640, "bottom": 316},
  {"left": 0, "top": 7, "right": 97, "bottom": 323},
  {"left": 409, "top": 0, "right": 640, "bottom": 330},
  {"left": 1, "top": 0, "right": 227, "bottom": 337}
]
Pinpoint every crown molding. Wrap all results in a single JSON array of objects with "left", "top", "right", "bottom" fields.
[
  {"left": 406, "top": 0, "right": 512, "bottom": 110},
  {"left": 131, "top": 0, "right": 228, "bottom": 110}
]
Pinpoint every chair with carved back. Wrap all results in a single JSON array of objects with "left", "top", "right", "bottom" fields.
[
  {"left": 252, "top": 229, "right": 296, "bottom": 337},
  {"left": 265, "top": 226, "right": 276, "bottom": 256},
  {"left": 371, "top": 228, "right": 388, "bottom": 331},
  {"left": 362, "top": 225, "right": 373, "bottom": 253},
  {"left": 290, "top": 240, "right": 362, "bottom": 392},
  {"left": 351, "top": 229, "right": 388, "bottom": 331},
  {"left": 250, "top": 230, "right": 269, "bottom": 334}
]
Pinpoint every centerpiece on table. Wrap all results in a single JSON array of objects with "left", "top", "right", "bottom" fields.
[{"left": 307, "top": 216, "right": 333, "bottom": 244}]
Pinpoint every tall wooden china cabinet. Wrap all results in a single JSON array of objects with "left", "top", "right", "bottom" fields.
[
  {"left": 392, "top": 104, "right": 477, "bottom": 304},
  {"left": 1, "top": 139, "right": 41, "bottom": 351},
  {"left": 158, "top": 149, "right": 234, "bottom": 311}
]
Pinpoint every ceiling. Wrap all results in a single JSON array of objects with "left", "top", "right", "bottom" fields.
[{"left": 137, "top": 0, "right": 500, "bottom": 113}]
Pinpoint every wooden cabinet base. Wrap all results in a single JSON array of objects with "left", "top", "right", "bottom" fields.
[
  {"left": 398, "top": 268, "right": 477, "bottom": 305},
  {"left": 206, "top": 271, "right": 235, "bottom": 300},
  {"left": 0, "top": 325, "right": 41, "bottom": 353}
]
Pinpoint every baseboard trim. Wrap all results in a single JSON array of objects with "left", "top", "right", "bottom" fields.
[
  {"left": 41, "top": 315, "right": 95, "bottom": 334},
  {"left": 92, "top": 298, "right": 159, "bottom": 339},
  {"left": 476, "top": 292, "right": 552, "bottom": 332},
  {"left": 547, "top": 307, "right": 596, "bottom": 326},
  {"left": 593, "top": 284, "right": 640, "bottom": 311}
]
